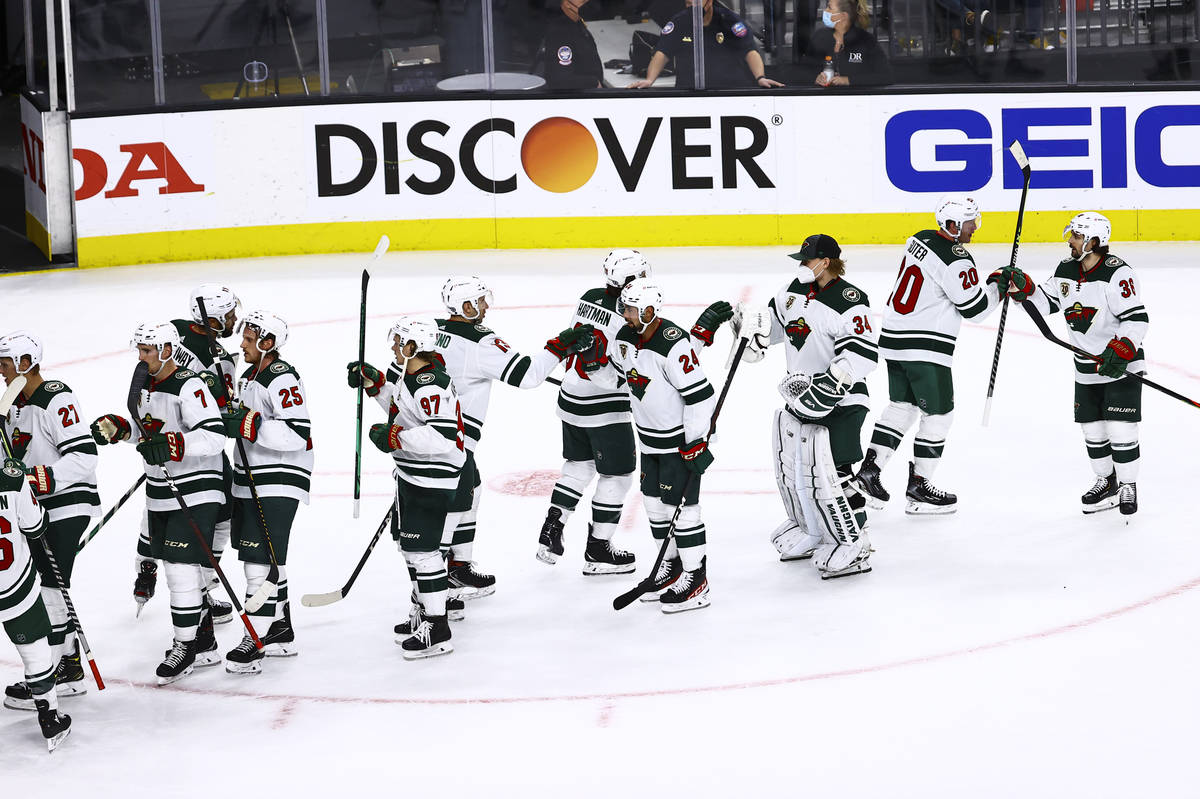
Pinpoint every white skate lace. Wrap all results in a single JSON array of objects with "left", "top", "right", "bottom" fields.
[
  {"left": 412, "top": 620, "right": 433, "bottom": 645},
  {"left": 232, "top": 634, "right": 257, "bottom": 654},
  {"left": 670, "top": 569, "right": 693, "bottom": 594},
  {"left": 922, "top": 480, "right": 949, "bottom": 499},
  {"left": 1087, "top": 475, "right": 1111, "bottom": 495},
  {"left": 163, "top": 640, "right": 189, "bottom": 667},
  {"left": 1119, "top": 483, "right": 1136, "bottom": 502},
  {"left": 653, "top": 558, "right": 676, "bottom": 583}
]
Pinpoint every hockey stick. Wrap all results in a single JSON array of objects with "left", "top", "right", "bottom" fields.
[
  {"left": 613, "top": 337, "right": 749, "bottom": 611},
  {"left": 355, "top": 236, "right": 390, "bottom": 519},
  {"left": 982, "top": 140, "right": 1031, "bottom": 426},
  {"left": 126, "top": 362, "right": 264, "bottom": 649},
  {"left": 300, "top": 506, "right": 393, "bottom": 607},
  {"left": 76, "top": 473, "right": 146, "bottom": 553},
  {"left": 1020, "top": 302, "right": 1200, "bottom": 411},
  {"left": 0, "top": 378, "right": 105, "bottom": 690},
  {"left": 196, "top": 297, "right": 280, "bottom": 614}
]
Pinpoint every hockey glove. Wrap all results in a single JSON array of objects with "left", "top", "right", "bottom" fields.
[
  {"left": 222, "top": 407, "right": 261, "bottom": 442},
  {"left": 0, "top": 459, "right": 27, "bottom": 493},
  {"left": 1098, "top": 337, "right": 1137, "bottom": 378},
  {"left": 987, "top": 266, "right": 1034, "bottom": 301},
  {"left": 574, "top": 334, "right": 609, "bottom": 376},
  {"left": 729, "top": 303, "right": 770, "bottom": 365},
  {"left": 136, "top": 432, "right": 185, "bottom": 465},
  {"left": 779, "top": 359, "right": 854, "bottom": 420},
  {"left": 546, "top": 324, "right": 596, "bottom": 360},
  {"left": 679, "top": 439, "right": 714, "bottom": 475},
  {"left": 368, "top": 423, "right": 404, "bottom": 453},
  {"left": 25, "top": 465, "right": 53, "bottom": 495},
  {"left": 90, "top": 414, "right": 131, "bottom": 445},
  {"left": 346, "top": 361, "right": 385, "bottom": 397},
  {"left": 690, "top": 301, "right": 734, "bottom": 348}
]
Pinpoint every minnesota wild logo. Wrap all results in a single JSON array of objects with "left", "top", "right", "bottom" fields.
[
  {"left": 9, "top": 427, "right": 32, "bottom": 459},
  {"left": 625, "top": 368, "right": 652, "bottom": 401},
  {"left": 785, "top": 318, "right": 812, "bottom": 350},
  {"left": 1064, "top": 302, "right": 1097, "bottom": 333},
  {"left": 140, "top": 414, "right": 166, "bottom": 435}
]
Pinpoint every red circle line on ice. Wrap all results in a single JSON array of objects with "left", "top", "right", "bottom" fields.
[{"left": 2, "top": 573, "right": 1193, "bottom": 707}]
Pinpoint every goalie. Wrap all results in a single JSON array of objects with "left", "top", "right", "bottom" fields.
[{"left": 733, "top": 235, "right": 880, "bottom": 579}]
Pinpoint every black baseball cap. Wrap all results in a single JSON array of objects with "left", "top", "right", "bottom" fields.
[{"left": 788, "top": 234, "right": 841, "bottom": 261}]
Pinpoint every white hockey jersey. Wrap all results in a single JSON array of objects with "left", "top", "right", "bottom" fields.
[
  {"left": 766, "top": 276, "right": 879, "bottom": 412},
  {"left": 433, "top": 319, "right": 561, "bottom": 452},
  {"left": 556, "top": 286, "right": 633, "bottom": 429},
  {"left": 608, "top": 318, "right": 716, "bottom": 454},
  {"left": 377, "top": 362, "right": 466, "bottom": 491},
  {"left": 232, "top": 359, "right": 314, "bottom": 503},
  {"left": 1027, "top": 254, "right": 1149, "bottom": 385},
  {"left": 0, "top": 465, "right": 47, "bottom": 622},
  {"left": 131, "top": 368, "right": 227, "bottom": 512},
  {"left": 3, "top": 380, "right": 99, "bottom": 523},
  {"left": 879, "top": 230, "right": 1002, "bottom": 367}
]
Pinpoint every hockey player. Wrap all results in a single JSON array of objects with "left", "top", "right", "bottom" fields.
[
  {"left": 536, "top": 250, "right": 651, "bottom": 574},
  {"left": 1016, "top": 212, "right": 1149, "bottom": 516},
  {"left": 0, "top": 458, "right": 72, "bottom": 751},
  {"left": 359, "top": 317, "right": 466, "bottom": 659},
  {"left": 222, "top": 311, "right": 312, "bottom": 674},
  {"left": 855, "top": 195, "right": 1031, "bottom": 514},
  {"left": 733, "top": 235, "right": 880, "bottom": 576},
  {"left": 90, "top": 323, "right": 227, "bottom": 685},
  {"left": 605, "top": 278, "right": 717, "bottom": 612},
  {"left": 134, "top": 285, "right": 241, "bottom": 624},
  {"left": 379, "top": 276, "right": 592, "bottom": 601},
  {"left": 0, "top": 332, "right": 99, "bottom": 706}
]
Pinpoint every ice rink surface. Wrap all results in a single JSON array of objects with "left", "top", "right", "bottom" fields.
[{"left": 2, "top": 242, "right": 1198, "bottom": 796}]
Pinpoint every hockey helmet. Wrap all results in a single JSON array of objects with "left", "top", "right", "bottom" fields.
[
  {"left": 131, "top": 322, "right": 181, "bottom": 359},
  {"left": 238, "top": 310, "right": 289, "bottom": 353},
  {"left": 618, "top": 277, "right": 663, "bottom": 332},
  {"left": 0, "top": 330, "right": 43, "bottom": 375},
  {"left": 189, "top": 284, "right": 241, "bottom": 336},
  {"left": 389, "top": 316, "right": 440, "bottom": 357},
  {"left": 1064, "top": 212, "right": 1111, "bottom": 249},
  {"left": 602, "top": 249, "right": 652, "bottom": 288},
  {"left": 934, "top": 194, "right": 982, "bottom": 238}
]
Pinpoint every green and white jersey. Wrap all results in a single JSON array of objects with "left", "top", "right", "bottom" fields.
[
  {"left": 0, "top": 466, "right": 47, "bottom": 622},
  {"left": 767, "top": 277, "right": 879, "bottom": 412},
  {"left": 1028, "top": 254, "right": 1149, "bottom": 385},
  {"left": 232, "top": 359, "right": 314, "bottom": 503},
  {"left": 609, "top": 318, "right": 716, "bottom": 454},
  {"left": 171, "top": 319, "right": 237, "bottom": 399},
  {"left": 3, "top": 380, "right": 99, "bottom": 522},
  {"left": 557, "top": 286, "right": 633, "bottom": 428},
  {"left": 131, "top": 368, "right": 226, "bottom": 511},
  {"left": 377, "top": 362, "right": 466, "bottom": 491},
  {"left": 879, "top": 230, "right": 1002, "bottom": 367},
  {"left": 434, "top": 318, "right": 561, "bottom": 452}
]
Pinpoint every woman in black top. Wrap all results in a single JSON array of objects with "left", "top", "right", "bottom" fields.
[
  {"left": 543, "top": 0, "right": 605, "bottom": 90},
  {"left": 806, "top": 0, "right": 892, "bottom": 87}
]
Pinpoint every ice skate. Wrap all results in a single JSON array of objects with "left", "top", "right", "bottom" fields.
[
  {"left": 1082, "top": 472, "right": 1119, "bottom": 514},
  {"left": 639, "top": 555, "right": 683, "bottom": 602},
  {"left": 399, "top": 615, "right": 453, "bottom": 660},
  {"left": 35, "top": 699, "right": 71, "bottom": 753},
  {"left": 1119, "top": 482, "right": 1138, "bottom": 517},
  {"left": 854, "top": 449, "right": 890, "bottom": 510},
  {"left": 156, "top": 639, "right": 197, "bottom": 686},
  {"left": 659, "top": 558, "right": 710, "bottom": 614},
  {"left": 448, "top": 560, "right": 496, "bottom": 600},
  {"left": 582, "top": 528, "right": 636, "bottom": 575},
  {"left": 133, "top": 560, "right": 157, "bottom": 617},
  {"left": 224, "top": 633, "right": 264, "bottom": 675},
  {"left": 905, "top": 462, "right": 957, "bottom": 515},
  {"left": 263, "top": 606, "right": 299, "bottom": 657},
  {"left": 52, "top": 642, "right": 87, "bottom": 698},
  {"left": 536, "top": 506, "right": 566, "bottom": 565}
]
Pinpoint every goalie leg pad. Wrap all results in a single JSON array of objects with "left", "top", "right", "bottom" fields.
[
  {"left": 551, "top": 459, "right": 597, "bottom": 523},
  {"left": 800, "top": 425, "right": 870, "bottom": 578},
  {"left": 591, "top": 472, "right": 632, "bottom": 540}
]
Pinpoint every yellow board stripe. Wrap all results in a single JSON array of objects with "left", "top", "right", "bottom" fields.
[
  {"left": 67, "top": 208, "right": 1200, "bottom": 269},
  {"left": 25, "top": 211, "right": 51, "bottom": 259}
]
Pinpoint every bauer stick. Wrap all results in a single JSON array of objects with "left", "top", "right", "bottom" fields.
[
  {"left": 1020, "top": 302, "right": 1200, "bottom": 411},
  {"left": 196, "top": 297, "right": 281, "bottom": 614},
  {"left": 983, "top": 140, "right": 1031, "bottom": 426},
  {"left": 0, "top": 378, "right": 105, "bottom": 689},
  {"left": 126, "top": 362, "right": 263, "bottom": 649},
  {"left": 613, "top": 336, "right": 749, "bottom": 611},
  {"left": 300, "top": 506, "right": 394, "bottom": 607},
  {"left": 354, "top": 236, "right": 390, "bottom": 519},
  {"left": 76, "top": 473, "right": 146, "bottom": 553}
]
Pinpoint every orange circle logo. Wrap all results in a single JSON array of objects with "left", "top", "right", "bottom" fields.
[{"left": 520, "top": 117, "right": 598, "bottom": 193}]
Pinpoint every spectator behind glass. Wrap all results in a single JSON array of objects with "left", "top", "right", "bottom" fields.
[
  {"left": 542, "top": 0, "right": 605, "bottom": 89},
  {"left": 805, "top": 0, "right": 892, "bottom": 87},
  {"left": 629, "top": 0, "right": 785, "bottom": 89}
]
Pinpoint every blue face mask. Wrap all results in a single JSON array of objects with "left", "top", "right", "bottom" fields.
[{"left": 822, "top": 10, "right": 837, "bottom": 26}]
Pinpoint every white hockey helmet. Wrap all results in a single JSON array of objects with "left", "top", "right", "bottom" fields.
[
  {"left": 602, "top": 249, "right": 652, "bottom": 288},
  {"left": 237, "top": 310, "right": 289, "bottom": 353},
  {"left": 189, "top": 284, "right": 241, "bottom": 336},
  {"left": 131, "top": 322, "right": 181, "bottom": 359},
  {"left": 1064, "top": 212, "right": 1112, "bottom": 249},
  {"left": 619, "top": 277, "right": 663, "bottom": 332},
  {"left": 935, "top": 194, "right": 982, "bottom": 238},
  {"left": 0, "top": 330, "right": 43, "bottom": 375},
  {"left": 442, "top": 276, "right": 492, "bottom": 320},
  {"left": 388, "top": 316, "right": 440, "bottom": 356}
]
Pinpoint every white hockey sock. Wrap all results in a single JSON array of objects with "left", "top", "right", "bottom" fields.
[
  {"left": 405, "top": 550, "right": 447, "bottom": 616},
  {"left": 675, "top": 504, "right": 706, "bottom": 571},
  {"left": 550, "top": 460, "right": 597, "bottom": 524},
  {"left": 39, "top": 588, "right": 71, "bottom": 662},
  {"left": 913, "top": 411, "right": 954, "bottom": 479},
  {"left": 449, "top": 489, "right": 481, "bottom": 563},
  {"left": 869, "top": 402, "right": 920, "bottom": 471},
  {"left": 644, "top": 496, "right": 679, "bottom": 561},
  {"left": 1080, "top": 421, "right": 1113, "bottom": 476},
  {"left": 590, "top": 472, "right": 632, "bottom": 541},
  {"left": 242, "top": 562, "right": 273, "bottom": 635},
  {"left": 15, "top": 639, "right": 56, "bottom": 707},
  {"left": 164, "top": 561, "right": 203, "bottom": 642},
  {"left": 1108, "top": 421, "right": 1140, "bottom": 483}
]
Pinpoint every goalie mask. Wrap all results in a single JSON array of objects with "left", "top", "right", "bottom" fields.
[
  {"left": 1064, "top": 212, "right": 1111, "bottom": 260},
  {"left": 238, "top": 310, "right": 289, "bottom": 353},
  {"left": 602, "top": 249, "right": 652, "bottom": 289},
  {"left": 189, "top": 284, "right": 241, "bottom": 337},
  {"left": 618, "top": 277, "right": 663, "bottom": 333},
  {"left": 388, "top": 316, "right": 439, "bottom": 369},
  {"left": 934, "top": 194, "right": 982, "bottom": 241},
  {"left": 442, "top": 276, "right": 492, "bottom": 321},
  {"left": 0, "top": 330, "right": 43, "bottom": 375}
]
